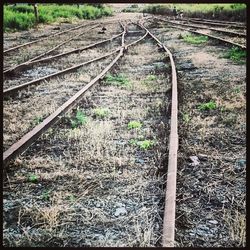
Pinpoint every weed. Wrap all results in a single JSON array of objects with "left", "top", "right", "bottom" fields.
[
  {"left": 181, "top": 112, "right": 191, "bottom": 123},
  {"left": 4, "top": 4, "right": 112, "bottom": 32},
  {"left": 143, "top": 74, "right": 157, "bottom": 85},
  {"left": 70, "top": 109, "right": 87, "bottom": 129},
  {"left": 42, "top": 190, "right": 51, "bottom": 201},
  {"left": 233, "top": 86, "right": 241, "bottom": 93},
  {"left": 104, "top": 74, "right": 130, "bottom": 87},
  {"left": 129, "top": 139, "right": 154, "bottom": 150},
  {"left": 28, "top": 174, "right": 39, "bottom": 183},
  {"left": 198, "top": 101, "right": 217, "bottom": 111},
  {"left": 183, "top": 35, "right": 208, "bottom": 45},
  {"left": 138, "top": 140, "right": 154, "bottom": 150},
  {"left": 93, "top": 108, "right": 110, "bottom": 119},
  {"left": 66, "top": 194, "right": 76, "bottom": 202},
  {"left": 33, "top": 116, "right": 43, "bottom": 125},
  {"left": 128, "top": 121, "right": 142, "bottom": 129},
  {"left": 224, "top": 47, "right": 246, "bottom": 63}
]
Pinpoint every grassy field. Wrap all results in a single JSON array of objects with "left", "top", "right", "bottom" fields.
[
  {"left": 142, "top": 4, "right": 246, "bottom": 21},
  {"left": 4, "top": 4, "right": 113, "bottom": 32}
]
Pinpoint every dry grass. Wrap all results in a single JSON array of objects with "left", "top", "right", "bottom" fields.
[{"left": 3, "top": 23, "right": 170, "bottom": 247}]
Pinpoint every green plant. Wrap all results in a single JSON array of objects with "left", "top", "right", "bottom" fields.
[
  {"left": 42, "top": 190, "right": 51, "bottom": 201},
  {"left": 28, "top": 174, "right": 39, "bottom": 183},
  {"left": 224, "top": 47, "right": 246, "bottom": 63},
  {"left": 66, "top": 194, "right": 76, "bottom": 202},
  {"left": 104, "top": 74, "right": 130, "bottom": 87},
  {"left": 128, "top": 121, "right": 142, "bottom": 129},
  {"left": 33, "top": 116, "right": 43, "bottom": 125},
  {"left": 233, "top": 86, "right": 241, "bottom": 93},
  {"left": 183, "top": 35, "right": 208, "bottom": 44},
  {"left": 93, "top": 108, "right": 110, "bottom": 118},
  {"left": 138, "top": 140, "right": 154, "bottom": 150},
  {"left": 198, "top": 101, "right": 217, "bottom": 111},
  {"left": 182, "top": 112, "right": 191, "bottom": 123},
  {"left": 70, "top": 109, "right": 87, "bottom": 129},
  {"left": 129, "top": 139, "right": 154, "bottom": 150},
  {"left": 4, "top": 4, "right": 112, "bottom": 32}
]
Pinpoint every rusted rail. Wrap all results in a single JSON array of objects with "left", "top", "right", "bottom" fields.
[
  {"left": 4, "top": 22, "right": 127, "bottom": 96},
  {"left": 163, "top": 19, "right": 246, "bottom": 37},
  {"left": 178, "top": 17, "right": 246, "bottom": 29},
  {"left": 154, "top": 17, "right": 246, "bottom": 50},
  {"left": 139, "top": 21, "right": 178, "bottom": 247},
  {"left": 4, "top": 49, "right": 120, "bottom": 97},
  {"left": 3, "top": 22, "right": 148, "bottom": 165},
  {"left": 190, "top": 17, "right": 246, "bottom": 27},
  {"left": 3, "top": 22, "right": 95, "bottom": 53},
  {"left": 4, "top": 32, "right": 124, "bottom": 75}
]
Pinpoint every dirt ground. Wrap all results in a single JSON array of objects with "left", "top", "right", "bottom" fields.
[{"left": 3, "top": 8, "right": 246, "bottom": 247}]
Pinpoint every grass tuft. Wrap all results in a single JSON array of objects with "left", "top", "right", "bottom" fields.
[
  {"left": 104, "top": 73, "right": 131, "bottom": 87},
  {"left": 224, "top": 47, "right": 246, "bottom": 63},
  {"left": 183, "top": 34, "right": 208, "bottom": 45},
  {"left": 128, "top": 121, "right": 142, "bottom": 129},
  {"left": 198, "top": 101, "right": 217, "bottom": 111}
]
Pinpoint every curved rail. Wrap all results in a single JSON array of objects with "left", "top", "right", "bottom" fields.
[
  {"left": 4, "top": 32, "right": 124, "bottom": 75},
  {"left": 4, "top": 22, "right": 95, "bottom": 53},
  {"left": 162, "top": 19, "right": 246, "bottom": 37},
  {"left": 154, "top": 17, "right": 246, "bottom": 50},
  {"left": 139, "top": 21, "right": 178, "bottom": 247},
  {"left": 3, "top": 22, "right": 148, "bottom": 165},
  {"left": 190, "top": 17, "right": 246, "bottom": 26},
  {"left": 4, "top": 22, "right": 127, "bottom": 96},
  {"left": 178, "top": 17, "right": 246, "bottom": 29}
]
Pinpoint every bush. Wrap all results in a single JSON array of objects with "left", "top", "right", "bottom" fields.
[{"left": 4, "top": 4, "right": 113, "bottom": 32}]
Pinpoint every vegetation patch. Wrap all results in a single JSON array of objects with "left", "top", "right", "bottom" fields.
[
  {"left": 70, "top": 109, "right": 87, "bottom": 129},
  {"left": 198, "top": 100, "right": 217, "bottom": 111},
  {"left": 224, "top": 47, "right": 246, "bottom": 64},
  {"left": 104, "top": 73, "right": 131, "bottom": 87},
  {"left": 127, "top": 121, "right": 142, "bottom": 129},
  {"left": 4, "top": 4, "right": 113, "bottom": 32},
  {"left": 142, "top": 4, "right": 246, "bottom": 21},
  {"left": 28, "top": 174, "right": 39, "bottom": 183},
  {"left": 129, "top": 139, "right": 154, "bottom": 150},
  {"left": 183, "top": 34, "right": 208, "bottom": 45},
  {"left": 93, "top": 108, "right": 110, "bottom": 119}
]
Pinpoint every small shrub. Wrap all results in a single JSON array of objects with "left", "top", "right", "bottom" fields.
[
  {"left": 70, "top": 109, "right": 87, "bottom": 129},
  {"left": 129, "top": 139, "right": 154, "bottom": 150},
  {"left": 182, "top": 112, "right": 190, "bottom": 123},
  {"left": 33, "top": 116, "right": 43, "bottom": 125},
  {"left": 104, "top": 74, "right": 130, "bottom": 87},
  {"left": 198, "top": 101, "right": 217, "bottom": 111},
  {"left": 42, "top": 190, "right": 51, "bottom": 201},
  {"left": 224, "top": 47, "right": 246, "bottom": 63},
  {"left": 93, "top": 108, "right": 109, "bottom": 118},
  {"left": 138, "top": 140, "right": 154, "bottom": 150},
  {"left": 66, "top": 194, "right": 76, "bottom": 202},
  {"left": 28, "top": 174, "right": 39, "bottom": 183},
  {"left": 183, "top": 35, "right": 208, "bottom": 44},
  {"left": 128, "top": 121, "right": 142, "bottom": 129}
]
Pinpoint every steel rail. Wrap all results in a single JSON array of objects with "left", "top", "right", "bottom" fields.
[
  {"left": 177, "top": 17, "right": 246, "bottom": 29},
  {"left": 3, "top": 22, "right": 95, "bottom": 53},
  {"left": 190, "top": 17, "right": 246, "bottom": 26},
  {"left": 3, "top": 17, "right": 139, "bottom": 54},
  {"left": 4, "top": 22, "right": 127, "bottom": 96},
  {"left": 138, "top": 21, "right": 178, "bottom": 247},
  {"left": 4, "top": 32, "right": 124, "bottom": 75},
  {"left": 4, "top": 49, "right": 119, "bottom": 96},
  {"left": 153, "top": 17, "right": 246, "bottom": 50},
  {"left": 3, "top": 22, "right": 148, "bottom": 165},
  {"left": 161, "top": 19, "right": 246, "bottom": 37},
  {"left": 27, "top": 24, "right": 100, "bottom": 63}
]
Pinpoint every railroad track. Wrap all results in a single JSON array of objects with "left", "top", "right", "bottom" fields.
[
  {"left": 3, "top": 14, "right": 245, "bottom": 247},
  {"left": 153, "top": 16, "right": 246, "bottom": 49}
]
